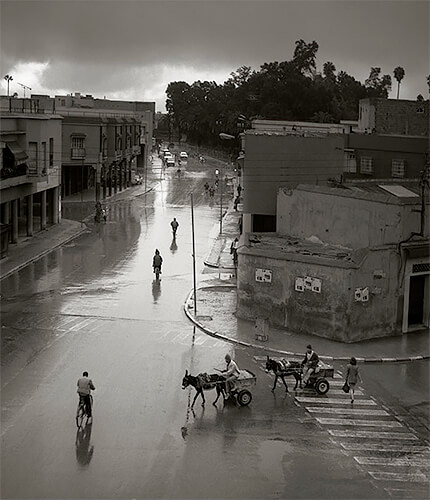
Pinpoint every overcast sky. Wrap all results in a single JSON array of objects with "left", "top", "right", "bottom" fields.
[{"left": 1, "top": 0, "right": 428, "bottom": 111}]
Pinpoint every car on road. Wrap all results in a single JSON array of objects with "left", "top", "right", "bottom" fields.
[
  {"left": 179, "top": 151, "right": 188, "bottom": 160},
  {"left": 166, "top": 157, "right": 175, "bottom": 167}
]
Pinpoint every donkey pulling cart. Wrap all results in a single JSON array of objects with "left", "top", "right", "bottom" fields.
[{"left": 182, "top": 369, "right": 257, "bottom": 408}]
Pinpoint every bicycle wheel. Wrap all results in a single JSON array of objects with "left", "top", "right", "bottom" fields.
[{"left": 76, "top": 402, "right": 85, "bottom": 428}]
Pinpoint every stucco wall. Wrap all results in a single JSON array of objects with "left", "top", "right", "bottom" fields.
[
  {"left": 242, "top": 133, "right": 345, "bottom": 216},
  {"left": 236, "top": 243, "right": 403, "bottom": 342},
  {"left": 277, "top": 187, "right": 425, "bottom": 247}
]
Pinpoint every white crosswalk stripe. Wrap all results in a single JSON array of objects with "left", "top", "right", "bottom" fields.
[
  {"left": 369, "top": 472, "right": 428, "bottom": 482},
  {"left": 328, "top": 429, "right": 418, "bottom": 439},
  {"left": 296, "top": 397, "right": 377, "bottom": 405},
  {"left": 255, "top": 356, "right": 429, "bottom": 487},
  {"left": 306, "top": 407, "right": 389, "bottom": 416},
  {"left": 315, "top": 418, "right": 402, "bottom": 428},
  {"left": 340, "top": 442, "right": 430, "bottom": 453},
  {"left": 355, "top": 456, "right": 430, "bottom": 467}
]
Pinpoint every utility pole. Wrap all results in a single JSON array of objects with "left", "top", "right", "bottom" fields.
[{"left": 190, "top": 192, "right": 197, "bottom": 315}]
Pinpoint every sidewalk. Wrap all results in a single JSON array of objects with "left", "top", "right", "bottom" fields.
[
  {"left": 188, "top": 208, "right": 430, "bottom": 364},
  {"left": 0, "top": 178, "right": 158, "bottom": 282}
]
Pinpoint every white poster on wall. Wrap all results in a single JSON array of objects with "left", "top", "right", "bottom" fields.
[
  {"left": 255, "top": 268, "right": 272, "bottom": 283},
  {"left": 311, "top": 278, "right": 322, "bottom": 293},
  {"left": 295, "top": 277, "right": 304, "bottom": 292}
]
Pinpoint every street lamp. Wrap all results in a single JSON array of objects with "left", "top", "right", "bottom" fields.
[
  {"left": 215, "top": 168, "right": 223, "bottom": 234},
  {"left": 4, "top": 74, "right": 13, "bottom": 96}
]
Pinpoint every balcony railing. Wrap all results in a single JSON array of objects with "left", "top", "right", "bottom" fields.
[{"left": 0, "top": 163, "right": 27, "bottom": 180}]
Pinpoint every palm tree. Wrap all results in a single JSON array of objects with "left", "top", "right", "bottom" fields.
[{"left": 393, "top": 67, "right": 405, "bottom": 99}]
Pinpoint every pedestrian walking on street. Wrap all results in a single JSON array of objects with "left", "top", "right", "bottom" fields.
[
  {"left": 233, "top": 196, "right": 240, "bottom": 211},
  {"left": 345, "top": 357, "right": 362, "bottom": 403}
]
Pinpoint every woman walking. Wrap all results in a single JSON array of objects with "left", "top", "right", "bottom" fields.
[{"left": 345, "top": 357, "right": 362, "bottom": 403}]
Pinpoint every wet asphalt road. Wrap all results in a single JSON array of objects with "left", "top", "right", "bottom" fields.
[{"left": 1, "top": 159, "right": 428, "bottom": 499}]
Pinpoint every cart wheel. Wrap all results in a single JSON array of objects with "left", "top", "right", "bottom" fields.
[
  {"left": 315, "top": 378, "right": 330, "bottom": 395},
  {"left": 238, "top": 390, "right": 252, "bottom": 406}
]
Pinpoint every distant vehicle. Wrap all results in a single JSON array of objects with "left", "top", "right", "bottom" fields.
[
  {"left": 166, "top": 157, "right": 175, "bottom": 167},
  {"left": 179, "top": 151, "right": 188, "bottom": 160},
  {"left": 132, "top": 174, "right": 143, "bottom": 185}
]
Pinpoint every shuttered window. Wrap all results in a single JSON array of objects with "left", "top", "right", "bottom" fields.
[
  {"left": 360, "top": 157, "right": 373, "bottom": 175},
  {"left": 392, "top": 159, "right": 406, "bottom": 178}
]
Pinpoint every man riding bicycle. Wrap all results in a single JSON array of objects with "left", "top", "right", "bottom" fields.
[
  {"left": 170, "top": 218, "right": 179, "bottom": 236},
  {"left": 153, "top": 249, "right": 163, "bottom": 274},
  {"left": 77, "top": 371, "right": 95, "bottom": 419}
]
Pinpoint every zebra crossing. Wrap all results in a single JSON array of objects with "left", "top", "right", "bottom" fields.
[{"left": 255, "top": 355, "right": 430, "bottom": 497}]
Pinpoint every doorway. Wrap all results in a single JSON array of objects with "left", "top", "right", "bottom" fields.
[{"left": 408, "top": 274, "right": 425, "bottom": 327}]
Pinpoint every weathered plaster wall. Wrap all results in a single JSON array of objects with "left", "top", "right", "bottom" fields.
[
  {"left": 237, "top": 241, "right": 403, "bottom": 342},
  {"left": 277, "top": 187, "right": 424, "bottom": 247}
]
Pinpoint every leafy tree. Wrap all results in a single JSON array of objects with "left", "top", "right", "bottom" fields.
[
  {"left": 393, "top": 66, "right": 405, "bottom": 99},
  {"left": 292, "top": 39, "right": 319, "bottom": 76},
  {"left": 323, "top": 61, "right": 336, "bottom": 81},
  {"left": 365, "top": 67, "right": 392, "bottom": 97}
]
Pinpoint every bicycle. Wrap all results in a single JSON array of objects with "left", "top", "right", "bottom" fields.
[{"left": 76, "top": 394, "right": 93, "bottom": 428}]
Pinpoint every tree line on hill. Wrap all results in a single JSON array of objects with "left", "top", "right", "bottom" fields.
[{"left": 161, "top": 39, "right": 425, "bottom": 149}]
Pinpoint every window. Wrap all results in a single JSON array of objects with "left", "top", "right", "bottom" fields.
[
  {"left": 28, "top": 142, "right": 38, "bottom": 173},
  {"left": 343, "top": 149, "right": 357, "bottom": 173},
  {"left": 392, "top": 159, "right": 406, "bottom": 178},
  {"left": 71, "top": 136, "right": 86, "bottom": 159},
  {"left": 416, "top": 107, "right": 424, "bottom": 114},
  {"left": 49, "top": 138, "right": 54, "bottom": 166},
  {"left": 41, "top": 142, "right": 47, "bottom": 173},
  {"left": 360, "top": 157, "right": 373, "bottom": 175}
]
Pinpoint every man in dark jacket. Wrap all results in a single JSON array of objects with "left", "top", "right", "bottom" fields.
[{"left": 301, "top": 344, "right": 319, "bottom": 385}]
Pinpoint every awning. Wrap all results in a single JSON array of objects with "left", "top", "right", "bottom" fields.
[{"left": 6, "top": 142, "right": 28, "bottom": 163}]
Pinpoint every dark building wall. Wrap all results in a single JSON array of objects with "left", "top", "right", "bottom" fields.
[
  {"left": 344, "top": 134, "right": 427, "bottom": 180},
  {"left": 242, "top": 133, "right": 345, "bottom": 217}
]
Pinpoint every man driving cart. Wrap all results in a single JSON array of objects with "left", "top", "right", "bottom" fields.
[
  {"left": 221, "top": 354, "right": 240, "bottom": 399},
  {"left": 301, "top": 344, "right": 320, "bottom": 385}
]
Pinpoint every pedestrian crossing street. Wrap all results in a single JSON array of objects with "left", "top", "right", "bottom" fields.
[{"left": 254, "top": 356, "right": 430, "bottom": 498}]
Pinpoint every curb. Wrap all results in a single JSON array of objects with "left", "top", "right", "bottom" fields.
[
  {"left": 184, "top": 285, "right": 430, "bottom": 364},
  {"left": 0, "top": 226, "right": 89, "bottom": 281}
]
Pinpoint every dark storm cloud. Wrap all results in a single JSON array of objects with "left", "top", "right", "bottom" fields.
[{"left": 1, "top": 0, "right": 428, "bottom": 105}]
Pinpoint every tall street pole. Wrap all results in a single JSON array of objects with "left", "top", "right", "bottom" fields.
[{"left": 190, "top": 192, "right": 197, "bottom": 315}]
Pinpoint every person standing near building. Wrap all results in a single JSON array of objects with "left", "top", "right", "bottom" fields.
[{"left": 345, "top": 357, "right": 362, "bottom": 403}]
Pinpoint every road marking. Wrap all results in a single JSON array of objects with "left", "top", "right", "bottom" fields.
[
  {"left": 328, "top": 430, "right": 418, "bottom": 440},
  {"left": 339, "top": 442, "right": 429, "bottom": 453},
  {"left": 69, "top": 318, "right": 95, "bottom": 331},
  {"left": 354, "top": 456, "right": 430, "bottom": 467},
  {"left": 384, "top": 487, "right": 430, "bottom": 498},
  {"left": 296, "top": 397, "right": 376, "bottom": 405},
  {"left": 306, "top": 407, "right": 389, "bottom": 416},
  {"left": 325, "top": 389, "right": 364, "bottom": 395},
  {"left": 316, "top": 418, "right": 402, "bottom": 428},
  {"left": 368, "top": 471, "right": 428, "bottom": 483}
]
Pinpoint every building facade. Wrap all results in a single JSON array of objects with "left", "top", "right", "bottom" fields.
[
  {"left": 358, "top": 98, "right": 429, "bottom": 136},
  {"left": 1, "top": 107, "right": 62, "bottom": 249},
  {"left": 237, "top": 182, "right": 429, "bottom": 342}
]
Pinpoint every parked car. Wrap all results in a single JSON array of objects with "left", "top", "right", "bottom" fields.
[
  {"left": 166, "top": 157, "right": 175, "bottom": 167},
  {"left": 179, "top": 151, "right": 188, "bottom": 160},
  {"left": 132, "top": 174, "right": 143, "bottom": 185}
]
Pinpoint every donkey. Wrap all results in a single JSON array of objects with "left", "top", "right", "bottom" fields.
[
  {"left": 181, "top": 370, "right": 226, "bottom": 408},
  {"left": 265, "top": 356, "right": 302, "bottom": 392}
]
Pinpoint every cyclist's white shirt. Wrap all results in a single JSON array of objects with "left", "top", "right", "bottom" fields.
[{"left": 77, "top": 377, "right": 95, "bottom": 395}]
